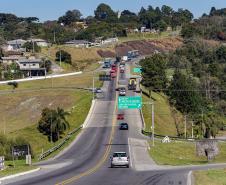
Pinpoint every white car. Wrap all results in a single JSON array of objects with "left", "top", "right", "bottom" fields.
[{"left": 110, "top": 152, "right": 129, "bottom": 168}]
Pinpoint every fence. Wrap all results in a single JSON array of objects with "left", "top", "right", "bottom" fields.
[{"left": 38, "top": 126, "right": 82, "bottom": 160}]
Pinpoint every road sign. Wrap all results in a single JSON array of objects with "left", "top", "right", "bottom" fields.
[
  {"left": 118, "top": 96, "right": 142, "bottom": 109},
  {"left": 99, "top": 74, "right": 111, "bottom": 81},
  {"left": 133, "top": 68, "right": 142, "bottom": 73}
]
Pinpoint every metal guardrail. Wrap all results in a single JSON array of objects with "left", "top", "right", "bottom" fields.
[
  {"left": 142, "top": 130, "right": 226, "bottom": 142},
  {"left": 38, "top": 126, "right": 82, "bottom": 160}
]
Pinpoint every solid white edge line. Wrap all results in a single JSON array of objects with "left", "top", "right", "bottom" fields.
[
  {"left": 187, "top": 171, "right": 192, "bottom": 185},
  {"left": 0, "top": 168, "right": 41, "bottom": 182},
  {"left": 128, "top": 138, "right": 133, "bottom": 168}
]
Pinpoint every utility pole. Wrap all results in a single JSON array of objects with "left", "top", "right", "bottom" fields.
[
  {"left": 50, "top": 112, "right": 53, "bottom": 143},
  {"left": 92, "top": 74, "right": 95, "bottom": 101},
  {"left": 3, "top": 116, "right": 6, "bottom": 135},
  {"left": 32, "top": 39, "right": 35, "bottom": 53},
  {"left": 59, "top": 49, "right": 62, "bottom": 66},
  {"left": 53, "top": 30, "right": 56, "bottom": 44},
  {"left": 184, "top": 115, "right": 187, "bottom": 138},
  {"left": 191, "top": 121, "right": 194, "bottom": 139},
  {"left": 152, "top": 103, "right": 155, "bottom": 147}
]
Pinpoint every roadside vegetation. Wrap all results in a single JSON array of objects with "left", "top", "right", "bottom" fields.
[
  {"left": 194, "top": 169, "right": 226, "bottom": 185},
  {"left": 149, "top": 140, "right": 226, "bottom": 165}
]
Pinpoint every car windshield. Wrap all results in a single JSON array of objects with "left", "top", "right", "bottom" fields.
[{"left": 113, "top": 153, "right": 127, "bottom": 157}]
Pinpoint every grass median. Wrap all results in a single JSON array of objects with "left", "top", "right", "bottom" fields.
[
  {"left": 149, "top": 140, "right": 226, "bottom": 166},
  {"left": 194, "top": 169, "right": 226, "bottom": 185}
]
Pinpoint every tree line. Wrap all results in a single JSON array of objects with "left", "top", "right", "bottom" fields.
[
  {"left": 140, "top": 39, "right": 226, "bottom": 139},
  {"left": 181, "top": 7, "right": 226, "bottom": 41},
  {"left": 0, "top": 3, "right": 194, "bottom": 43}
]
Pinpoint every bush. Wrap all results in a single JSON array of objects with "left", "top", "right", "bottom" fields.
[{"left": 56, "top": 50, "right": 72, "bottom": 64}]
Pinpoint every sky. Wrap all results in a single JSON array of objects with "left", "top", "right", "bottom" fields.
[{"left": 0, "top": 0, "right": 226, "bottom": 22}]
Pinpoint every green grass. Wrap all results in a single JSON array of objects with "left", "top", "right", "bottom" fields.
[
  {"left": 8, "top": 90, "right": 92, "bottom": 159},
  {"left": 194, "top": 169, "right": 226, "bottom": 185},
  {"left": 149, "top": 141, "right": 226, "bottom": 166},
  {"left": 142, "top": 91, "right": 183, "bottom": 136},
  {"left": 0, "top": 160, "right": 37, "bottom": 177}
]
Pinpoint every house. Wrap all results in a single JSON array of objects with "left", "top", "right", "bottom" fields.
[
  {"left": 1, "top": 56, "right": 26, "bottom": 65},
  {"left": 27, "top": 39, "right": 49, "bottom": 47},
  {"left": 64, "top": 40, "right": 90, "bottom": 48},
  {"left": 102, "top": 37, "right": 119, "bottom": 45},
  {"left": 140, "top": 26, "right": 146, "bottom": 33},
  {"left": 17, "top": 59, "right": 46, "bottom": 77},
  {"left": 7, "top": 39, "right": 26, "bottom": 50}
]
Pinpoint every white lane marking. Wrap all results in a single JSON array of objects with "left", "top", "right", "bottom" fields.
[
  {"left": 187, "top": 171, "right": 192, "bottom": 185},
  {"left": 128, "top": 138, "right": 133, "bottom": 168}
]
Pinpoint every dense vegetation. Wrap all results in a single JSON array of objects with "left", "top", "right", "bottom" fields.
[
  {"left": 38, "top": 107, "right": 70, "bottom": 142},
  {"left": 0, "top": 3, "right": 193, "bottom": 43},
  {"left": 141, "top": 40, "right": 226, "bottom": 138},
  {"left": 181, "top": 7, "right": 226, "bottom": 41}
]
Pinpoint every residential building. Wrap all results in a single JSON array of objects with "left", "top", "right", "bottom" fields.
[
  {"left": 17, "top": 59, "right": 46, "bottom": 77},
  {"left": 27, "top": 39, "right": 49, "bottom": 47},
  {"left": 1, "top": 56, "right": 26, "bottom": 65},
  {"left": 7, "top": 39, "right": 26, "bottom": 50},
  {"left": 64, "top": 40, "right": 90, "bottom": 48}
]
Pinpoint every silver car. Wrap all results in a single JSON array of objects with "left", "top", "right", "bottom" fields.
[{"left": 110, "top": 152, "right": 129, "bottom": 168}]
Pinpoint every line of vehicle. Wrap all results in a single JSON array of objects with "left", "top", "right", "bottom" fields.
[{"left": 55, "top": 67, "right": 120, "bottom": 185}]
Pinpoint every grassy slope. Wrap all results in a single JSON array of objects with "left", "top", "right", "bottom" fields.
[
  {"left": 41, "top": 46, "right": 114, "bottom": 72},
  {"left": 9, "top": 91, "right": 92, "bottom": 159},
  {"left": 142, "top": 91, "right": 183, "bottom": 136},
  {"left": 150, "top": 141, "right": 226, "bottom": 165},
  {"left": 194, "top": 169, "right": 226, "bottom": 185}
]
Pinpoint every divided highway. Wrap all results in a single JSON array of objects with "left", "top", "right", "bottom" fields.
[{"left": 3, "top": 60, "right": 226, "bottom": 185}]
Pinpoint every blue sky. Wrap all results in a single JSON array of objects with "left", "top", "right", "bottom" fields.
[{"left": 0, "top": 0, "right": 225, "bottom": 22}]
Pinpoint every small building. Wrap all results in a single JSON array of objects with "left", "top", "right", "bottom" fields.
[
  {"left": 27, "top": 39, "right": 49, "bottom": 47},
  {"left": 1, "top": 56, "right": 26, "bottom": 65},
  {"left": 7, "top": 39, "right": 26, "bottom": 50},
  {"left": 102, "top": 38, "right": 118, "bottom": 45},
  {"left": 64, "top": 40, "right": 90, "bottom": 48},
  {"left": 17, "top": 59, "right": 46, "bottom": 77}
]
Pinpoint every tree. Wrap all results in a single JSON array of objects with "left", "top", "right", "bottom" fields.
[
  {"left": 119, "top": 10, "right": 138, "bottom": 24},
  {"left": 40, "top": 60, "right": 52, "bottom": 72},
  {"left": 209, "top": 7, "right": 217, "bottom": 16},
  {"left": 38, "top": 107, "right": 70, "bottom": 142},
  {"left": 94, "top": 3, "right": 117, "bottom": 22},
  {"left": 56, "top": 50, "right": 72, "bottom": 64},
  {"left": 140, "top": 54, "right": 168, "bottom": 92},
  {"left": 156, "top": 20, "right": 167, "bottom": 32},
  {"left": 168, "top": 70, "right": 205, "bottom": 114},
  {"left": 58, "top": 10, "right": 82, "bottom": 26},
  {"left": 23, "top": 41, "right": 41, "bottom": 53}
]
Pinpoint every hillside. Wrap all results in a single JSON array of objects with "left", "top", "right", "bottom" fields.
[{"left": 115, "top": 37, "right": 183, "bottom": 56}]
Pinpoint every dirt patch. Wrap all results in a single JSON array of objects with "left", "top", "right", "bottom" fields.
[
  {"left": 115, "top": 37, "right": 183, "bottom": 56},
  {"left": 97, "top": 50, "right": 116, "bottom": 58}
]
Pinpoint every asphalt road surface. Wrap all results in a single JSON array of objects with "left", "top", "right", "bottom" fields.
[{"left": 3, "top": 60, "right": 226, "bottom": 185}]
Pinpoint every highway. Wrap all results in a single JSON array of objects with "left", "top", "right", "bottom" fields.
[{"left": 3, "top": 60, "right": 226, "bottom": 185}]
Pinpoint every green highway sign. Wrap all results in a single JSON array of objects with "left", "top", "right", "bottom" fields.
[
  {"left": 133, "top": 67, "right": 142, "bottom": 73},
  {"left": 118, "top": 96, "right": 142, "bottom": 109}
]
